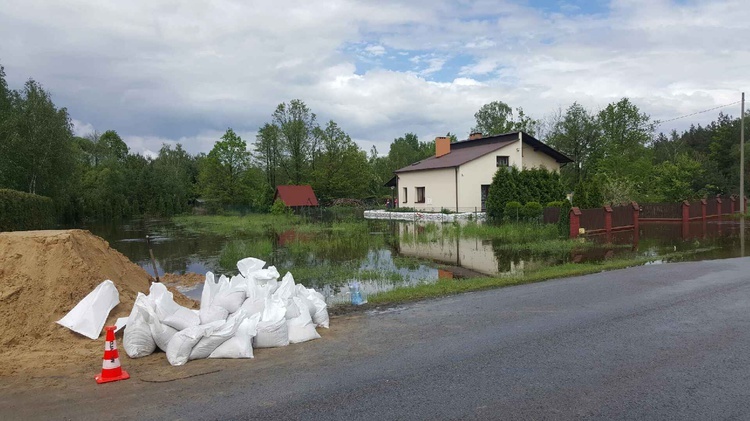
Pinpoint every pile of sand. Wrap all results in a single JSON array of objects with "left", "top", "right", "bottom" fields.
[{"left": 0, "top": 229, "right": 196, "bottom": 376}]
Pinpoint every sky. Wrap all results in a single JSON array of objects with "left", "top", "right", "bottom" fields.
[{"left": 1, "top": 0, "right": 748, "bottom": 158}]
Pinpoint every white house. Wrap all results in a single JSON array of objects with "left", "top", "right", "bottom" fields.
[{"left": 393, "top": 131, "right": 572, "bottom": 212}]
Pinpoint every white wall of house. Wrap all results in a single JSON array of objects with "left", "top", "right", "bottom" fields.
[
  {"left": 396, "top": 167, "right": 456, "bottom": 211},
  {"left": 522, "top": 143, "right": 560, "bottom": 170},
  {"left": 397, "top": 143, "right": 562, "bottom": 212}
]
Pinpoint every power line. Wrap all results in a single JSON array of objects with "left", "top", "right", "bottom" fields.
[{"left": 656, "top": 100, "right": 742, "bottom": 125}]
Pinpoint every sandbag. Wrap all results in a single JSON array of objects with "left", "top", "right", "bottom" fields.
[
  {"left": 123, "top": 292, "right": 156, "bottom": 358},
  {"left": 163, "top": 307, "right": 201, "bottom": 331},
  {"left": 56, "top": 279, "right": 120, "bottom": 340},
  {"left": 200, "top": 305, "right": 229, "bottom": 325},
  {"left": 239, "top": 296, "right": 265, "bottom": 317},
  {"left": 211, "top": 275, "right": 246, "bottom": 313},
  {"left": 254, "top": 296, "right": 289, "bottom": 348},
  {"left": 274, "top": 272, "right": 300, "bottom": 319},
  {"left": 165, "top": 321, "right": 222, "bottom": 366},
  {"left": 287, "top": 296, "right": 321, "bottom": 344},
  {"left": 149, "top": 282, "right": 182, "bottom": 321},
  {"left": 254, "top": 319, "right": 289, "bottom": 348},
  {"left": 210, "top": 313, "right": 261, "bottom": 359},
  {"left": 237, "top": 257, "right": 265, "bottom": 278},
  {"left": 189, "top": 310, "right": 247, "bottom": 360},
  {"left": 252, "top": 266, "right": 280, "bottom": 294},
  {"left": 296, "top": 285, "right": 329, "bottom": 329},
  {"left": 150, "top": 313, "right": 179, "bottom": 352}
]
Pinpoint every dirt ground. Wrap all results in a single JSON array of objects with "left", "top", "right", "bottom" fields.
[{"left": 0, "top": 230, "right": 197, "bottom": 379}]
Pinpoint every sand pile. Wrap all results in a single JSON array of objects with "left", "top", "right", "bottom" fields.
[{"left": 0, "top": 229, "right": 196, "bottom": 376}]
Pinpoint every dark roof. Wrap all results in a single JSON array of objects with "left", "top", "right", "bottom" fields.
[
  {"left": 274, "top": 185, "right": 319, "bottom": 207},
  {"left": 384, "top": 175, "right": 398, "bottom": 187},
  {"left": 394, "top": 132, "right": 572, "bottom": 173}
]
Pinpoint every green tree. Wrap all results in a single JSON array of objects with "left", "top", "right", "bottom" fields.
[
  {"left": 199, "top": 128, "right": 252, "bottom": 205},
  {"left": 545, "top": 102, "right": 599, "bottom": 187},
  {"left": 272, "top": 99, "right": 318, "bottom": 184},
  {"left": 311, "top": 121, "right": 372, "bottom": 200},
  {"left": 472, "top": 101, "right": 538, "bottom": 136}
]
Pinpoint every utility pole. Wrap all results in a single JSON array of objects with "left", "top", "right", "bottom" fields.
[{"left": 742, "top": 92, "right": 745, "bottom": 213}]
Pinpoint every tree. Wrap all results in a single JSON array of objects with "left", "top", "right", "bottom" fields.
[
  {"left": 472, "top": 101, "right": 538, "bottom": 136},
  {"left": 311, "top": 121, "right": 372, "bottom": 200},
  {"left": 272, "top": 99, "right": 318, "bottom": 184},
  {"left": 199, "top": 128, "right": 252, "bottom": 205},
  {"left": 545, "top": 102, "right": 599, "bottom": 187},
  {"left": 254, "top": 123, "right": 281, "bottom": 189}
]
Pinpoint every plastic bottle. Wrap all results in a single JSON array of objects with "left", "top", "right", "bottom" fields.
[{"left": 350, "top": 282, "right": 363, "bottom": 306}]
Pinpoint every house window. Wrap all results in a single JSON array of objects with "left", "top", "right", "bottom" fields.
[
  {"left": 481, "top": 185, "right": 490, "bottom": 212},
  {"left": 416, "top": 187, "right": 425, "bottom": 203},
  {"left": 496, "top": 156, "right": 509, "bottom": 168},
  {"left": 403, "top": 187, "right": 408, "bottom": 203}
]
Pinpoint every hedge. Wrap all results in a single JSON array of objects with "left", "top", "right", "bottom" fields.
[{"left": 0, "top": 189, "right": 55, "bottom": 232}]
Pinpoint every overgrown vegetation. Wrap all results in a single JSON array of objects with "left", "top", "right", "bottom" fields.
[
  {"left": 0, "top": 189, "right": 55, "bottom": 231},
  {"left": 486, "top": 166, "right": 565, "bottom": 221}
]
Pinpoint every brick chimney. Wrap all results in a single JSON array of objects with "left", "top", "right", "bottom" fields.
[
  {"left": 469, "top": 132, "right": 482, "bottom": 140},
  {"left": 435, "top": 136, "right": 450, "bottom": 158}
]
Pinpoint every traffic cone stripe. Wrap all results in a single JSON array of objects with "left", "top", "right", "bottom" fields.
[
  {"left": 95, "top": 325, "right": 129, "bottom": 384},
  {"left": 102, "top": 358, "right": 122, "bottom": 370}
]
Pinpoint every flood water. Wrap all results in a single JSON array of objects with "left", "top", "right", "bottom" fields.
[{"left": 75, "top": 217, "right": 750, "bottom": 305}]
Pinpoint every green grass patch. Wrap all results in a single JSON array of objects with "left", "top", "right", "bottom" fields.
[
  {"left": 173, "top": 214, "right": 302, "bottom": 236},
  {"left": 367, "top": 250, "right": 705, "bottom": 305},
  {"left": 218, "top": 239, "right": 274, "bottom": 270}
]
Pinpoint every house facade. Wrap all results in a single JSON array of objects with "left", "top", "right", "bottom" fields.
[{"left": 394, "top": 132, "right": 571, "bottom": 212}]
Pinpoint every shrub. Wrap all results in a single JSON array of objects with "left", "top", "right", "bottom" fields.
[
  {"left": 523, "top": 201, "right": 543, "bottom": 221},
  {"left": 270, "top": 199, "right": 290, "bottom": 215},
  {"left": 557, "top": 199, "right": 572, "bottom": 236},
  {"left": 546, "top": 201, "right": 565, "bottom": 208},
  {"left": 504, "top": 201, "right": 523, "bottom": 222},
  {"left": 0, "top": 189, "right": 55, "bottom": 231},
  {"left": 486, "top": 166, "right": 565, "bottom": 222}
]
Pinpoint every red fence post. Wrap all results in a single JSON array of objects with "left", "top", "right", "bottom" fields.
[
  {"left": 632, "top": 202, "right": 640, "bottom": 249},
  {"left": 604, "top": 205, "right": 613, "bottom": 243},
  {"left": 570, "top": 207, "right": 581, "bottom": 239},
  {"left": 717, "top": 197, "right": 723, "bottom": 222},
  {"left": 682, "top": 200, "right": 690, "bottom": 240},
  {"left": 731, "top": 196, "right": 736, "bottom": 214},
  {"left": 701, "top": 199, "right": 707, "bottom": 238}
]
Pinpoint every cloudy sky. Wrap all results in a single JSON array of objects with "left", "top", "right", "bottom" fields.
[{"left": 1, "top": 0, "right": 748, "bottom": 157}]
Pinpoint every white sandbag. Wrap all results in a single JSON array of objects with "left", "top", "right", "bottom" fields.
[
  {"left": 211, "top": 275, "right": 246, "bottom": 313},
  {"left": 163, "top": 307, "right": 201, "bottom": 331},
  {"left": 294, "top": 284, "right": 316, "bottom": 318},
  {"left": 57, "top": 280, "right": 120, "bottom": 340},
  {"left": 287, "top": 296, "right": 321, "bottom": 343},
  {"left": 165, "top": 321, "right": 222, "bottom": 366},
  {"left": 254, "top": 319, "right": 289, "bottom": 348},
  {"left": 200, "top": 305, "right": 229, "bottom": 325},
  {"left": 237, "top": 257, "right": 265, "bottom": 278},
  {"left": 254, "top": 296, "right": 289, "bottom": 348},
  {"left": 200, "top": 272, "right": 220, "bottom": 307},
  {"left": 239, "top": 296, "right": 265, "bottom": 317},
  {"left": 190, "top": 310, "right": 247, "bottom": 360},
  {"left": 209, "top": 313, "right": 261, "bottom": 359},
  {"left": 150, "top": 313, "right": 179, "bottom": 352},
  {"left": 149, "top": 282, "right": 182, "bottom": 321},
  {"left": 252, "top": 266, "right": 280, "bottom": 294},
  {"left": 296, "top": 285, "right": 329, "bottom": 329},
  {"left": 274, "top": 272, "right": 300, "bottom": 319},
  {"left": 123, "top": 293, "right": 156, "bottom": 358}
]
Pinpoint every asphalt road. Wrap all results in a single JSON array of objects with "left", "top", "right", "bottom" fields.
[{"left": 4, "top": 257, "right": 750, "bottom": 420}]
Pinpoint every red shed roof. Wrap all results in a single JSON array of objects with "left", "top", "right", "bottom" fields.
[{"left": 274, "top": 185, "right": 319, "bottom": 207}]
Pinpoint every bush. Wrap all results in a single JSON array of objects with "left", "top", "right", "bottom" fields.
[
  {"left": 486, "top": 166, "right": 565, "bottom": 222},
  {"left": 504, "top": 201, "right": 523, "bottom": 222},
  {"left": 270, "top": 199, "right": 290, "bottom": 215},
  {"left": 557, "top": 199, "right": 572, "bottom": 236},
  {"left": 546, "top": 201, "right": 565, "bottom": 208},
  {"left": 0, "top": 189, "right": 55, "bottom": 231},
  {"left": 523, "top": 201, "right": 543, "bottom": 221}
]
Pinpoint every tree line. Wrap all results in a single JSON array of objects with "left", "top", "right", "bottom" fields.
[{"left": 0, "top": 62, "right": 747, "bottom": 223}]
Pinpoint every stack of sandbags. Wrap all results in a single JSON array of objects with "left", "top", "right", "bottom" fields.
[{"left": 123, "top": 256, "right": 330, "bottom": 366}]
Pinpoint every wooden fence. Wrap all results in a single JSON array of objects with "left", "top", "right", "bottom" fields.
[{"left": 567, "top": 195, "right": 747, "bottom": 240}]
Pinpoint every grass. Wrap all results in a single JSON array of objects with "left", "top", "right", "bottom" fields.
[
  {"left": 367, "top": 250, "right": 706, "bottom": 306},
  {"left": 218, "top": 239, "right": 274, "bottom": 270},
  {"left": 173, "top": 214, "right": 302, "bottom": 236}
]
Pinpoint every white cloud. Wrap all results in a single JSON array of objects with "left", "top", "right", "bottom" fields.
[{"left": 0, "top": 0, "right": 747, "bottom": 157}]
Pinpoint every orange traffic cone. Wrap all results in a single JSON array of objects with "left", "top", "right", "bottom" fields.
[{"left": 95, "top": 326, "right": 130, "bottom": 384}]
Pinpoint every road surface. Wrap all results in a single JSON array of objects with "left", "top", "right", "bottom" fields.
[{"left": 3, "top": 258, "right": 750, "bottom": 420}]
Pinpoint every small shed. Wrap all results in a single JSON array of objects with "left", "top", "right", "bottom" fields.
[{"left": 274, "top": 185, "right": 319, "bottom": 207}]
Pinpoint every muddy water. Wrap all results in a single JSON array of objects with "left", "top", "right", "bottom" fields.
[{"left": 75, "top": 218, "right": 750, "bottom": 305}]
